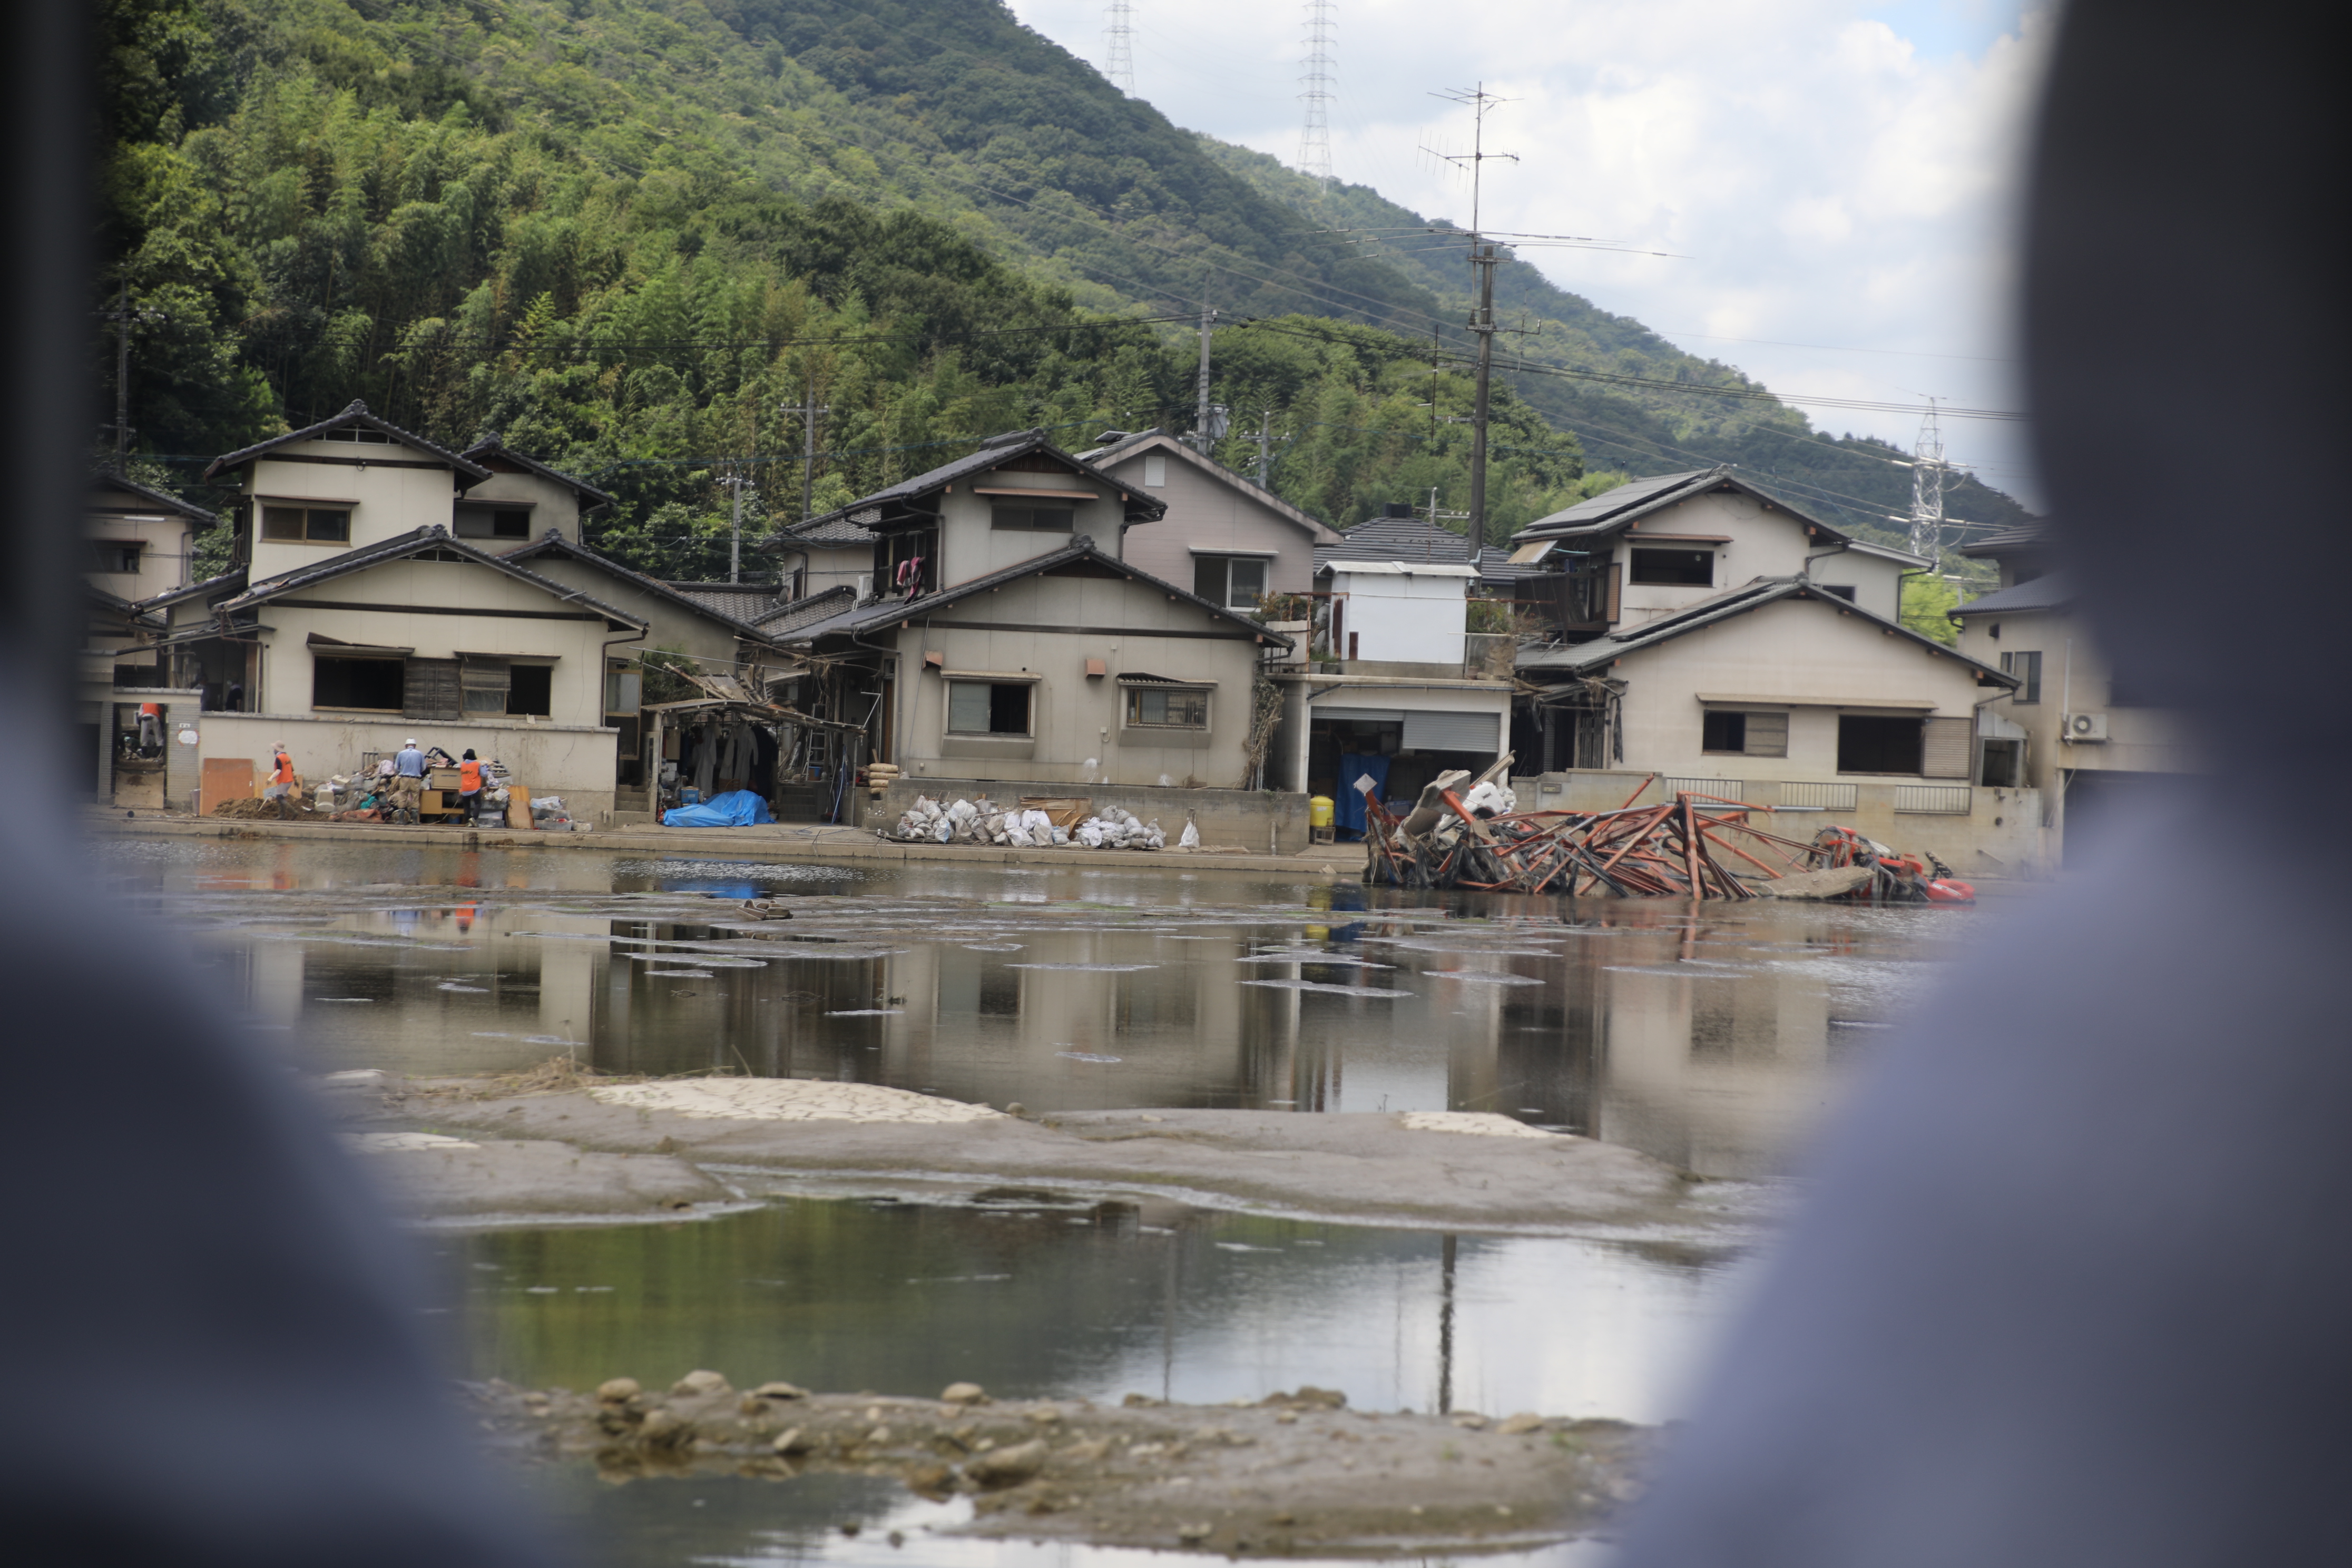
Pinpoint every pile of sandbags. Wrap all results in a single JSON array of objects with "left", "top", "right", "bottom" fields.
[
  {"left": 1072, "top": 806, "right": 1165, "bottom": 850},
  {"left": 887, "top": 796, "right": 1169, "bottom": 850}
]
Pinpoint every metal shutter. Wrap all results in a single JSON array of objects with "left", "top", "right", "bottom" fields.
[
  {"left": 1922, "top": 715, "right": 1973, "bottom": 779},
  {"left": 1316, "top": 707, "right": 1405, "bottom": 723},
  {"left": 1403, "top": 710, "right": 1500, "bottom": 753}
]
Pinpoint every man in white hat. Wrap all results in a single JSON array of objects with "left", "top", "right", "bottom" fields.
[{"left": 390, "top": 737, "right": 428, "bottom": 825}]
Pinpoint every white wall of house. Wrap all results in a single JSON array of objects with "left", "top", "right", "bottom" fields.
[
  {"left": 1601, "top": 595, "right": 1992, "bottom": 784},
  {"left": 235, "top": 440, "right": 468, "bottom": 579},
  {"left": 1805, "top": 542, "right": 1919, "bottom": 621},
  {"left": 875, "top": 568, "right": 1267, "bottom": 788},
  {"left": 250, "top": 557, "right": 629, "bottom": 728},
  {"left": 84, "top": 505, "right": 195, "bottom": 600},
  {"left": 1605, "top": 489, "right": 1829, "bottom": 624},
  {"left": 1955, "top": 603, "right": 2194, "bottom": 788},
  {"left": 785, "top": 541, "right": 874, "bottom": 600},
  {"left": 1099, "top": 446, "right": 1323, "bottom": 599},
  {"left": 458, "top": 466, "right": 583, "bottom": 545},
  {"left": 1327, "top": 564, "right": 1476, "bottom": 664},
  {"left": 928, "top": 469, "right": 1129, "bottom": 587}
]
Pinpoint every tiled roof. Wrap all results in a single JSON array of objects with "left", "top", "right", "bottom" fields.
[
  {"left": 204, "top": 400, "right": 491, "bottom": 483},
  {"left": 221, "top": 526, "right": 645, "bottom": 627},
  {"left": 753, "top": 585, "right": 858, "bottom": 634},
  {"left": 1949, "top": 572, "right": 2072, "bottom": 616},
  {"left": 1512, "top": 467, "right": 1853, "bottom": 546},
  {"left": 665, "top": 582, "right": 783, "bottom": 622},
  {"left": 459, "top": 437, "right": 617, "bottom": 508},
  {"left": 87, "top": 471, "right": 219, "bottom": 524},
  {"left": 495, "top": 533, "right": 781, "bottom": 636}
]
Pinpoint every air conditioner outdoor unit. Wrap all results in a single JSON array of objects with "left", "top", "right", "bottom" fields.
[
  {"left": 856, "top": 573, "right": 874, "bottom": 600},
  {"left": 2064, "top": 711, "right": 2109, "bottom": 742}
]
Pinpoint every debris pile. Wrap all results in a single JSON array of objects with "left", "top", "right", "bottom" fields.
[
  {"left": 1364, "top": 766, "right": 1971, "bottom": 901},
  {"left": 885, "top": 796, "right": 1167, "bottom": 851}
]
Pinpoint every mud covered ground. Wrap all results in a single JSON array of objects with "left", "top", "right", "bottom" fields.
[
  {"left": 329, "top": 1066, "right": 1765, "bottom": 1246},
  {"left": 472, "top": 1374, "right": 1653, "bottom": 1556}
]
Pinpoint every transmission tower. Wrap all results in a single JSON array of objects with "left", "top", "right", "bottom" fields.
[
  {"left": 1297, "top": 1, "right": 1336, "bottom": 184},
  {"left": 1103, "top": 0, "right": 1134, "bottom": 94},
  {"left": 1907, "top": 400, "right": 1948, "bottom": 563}
]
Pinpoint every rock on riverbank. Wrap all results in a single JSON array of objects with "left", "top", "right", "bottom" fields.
[{"left": 468, "top": 1376, "right": 1652, "bottom": 1555}]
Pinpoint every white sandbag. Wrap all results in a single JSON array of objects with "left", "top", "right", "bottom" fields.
[
  {"left": 934, "top": 819, "right": 953, "bottom": 843},
  {"left": 1178, "top": 821, "right": 1200, "bottom": 849},
  {"left": 1076, "top": 823, "right": 1104, "bottom": 847},
  {"left": 1006, "top": 827, "right": 1032, "bottom": 848},
  {"left": 912, "top": 795, "right": 936, "bottom": 817},
  {"left": 946, "top": 798, "right": 977, "bottom": 825},
  {"left": 1462, "top": 780, "right": 1516, "bottom": 818},
  {"left": 1051, "top": 826, "right": 1070, "bottom": 845}
]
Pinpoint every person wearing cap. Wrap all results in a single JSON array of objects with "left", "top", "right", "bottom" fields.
[
  {"left": 391, "top": 738, "right": 427, "bottom": 825},
  {"left": 261, "top": 742, "right": 298, "bottom": 816}
]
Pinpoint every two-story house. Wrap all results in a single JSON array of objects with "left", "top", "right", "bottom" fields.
[
  {"left": 762, "top": 428, "right": 1303, "bottom": 831},
  {"left": 1077, "top": 430, "right": 1344, "bottom": 609},
  {"left": 1500, "top": 468, "right": 2047, "bottom": 870},
  {"left": 1949, "top": 520, "right": 2192, "bottom": 848},
  {"left": 139, "top": 402, "right": 672, "bottom": 818}
]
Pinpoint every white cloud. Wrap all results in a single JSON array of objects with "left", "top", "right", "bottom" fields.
[{"left": 1007, "top": 0, "right": 2056, "bottom": 504}]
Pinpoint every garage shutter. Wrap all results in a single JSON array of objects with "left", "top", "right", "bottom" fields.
[
  {"left": 1403, "top": 709, "right": 1500, "bottom": 753},
  {"left": 1922, "top": 716, "right": 1973, "bottom": 779},
  {"left": 1316, "top": 706, "right": 1405, "bottom": 723}
]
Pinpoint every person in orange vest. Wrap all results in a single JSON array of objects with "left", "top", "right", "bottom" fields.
[
  {"left": 457, "top": 749, "right": 485, "bottom": 826},
  {"left": 261, "top": 743, "right": 298, "bottom": 816},
  {"left": 135, "top": 701, "right": 162, "bottom": 756}
]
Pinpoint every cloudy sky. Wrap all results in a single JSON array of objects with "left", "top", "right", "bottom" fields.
[{"left": 1006, "top": 0, "right": 2055, "bottom": 506}]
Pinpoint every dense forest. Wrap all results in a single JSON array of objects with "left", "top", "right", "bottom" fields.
[{"left": 96, "top": 0, "right": 2023, "bottom": 588}]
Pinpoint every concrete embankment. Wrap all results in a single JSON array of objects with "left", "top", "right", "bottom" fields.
[
  {"left": 88, "top": 808, "right": 1365, "bottom": 881},
  {"left": 472, "top": 1374, "right": 1651, "bottom": 1556},
  {"left": 332, "top": 1070, "right": 1755, "bottom": 1242}
]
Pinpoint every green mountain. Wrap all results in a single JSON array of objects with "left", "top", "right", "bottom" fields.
[{"left": 97, "top": 0, "right": 2026, "bottom": 583}]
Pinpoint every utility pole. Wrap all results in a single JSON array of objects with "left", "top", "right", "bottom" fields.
[
  {"left": 1296, "top": 0, "right": 1337, "bottom": 184},
  {"left": 1429, "top": 85, "right": 1516, "bottom": 557},
  {"left": 1104, "top": 0, "right": 1134, "bottom": 93},
  {"left": 99, "top": 281, "right": 160, "bottom": 472},
  {"left": 720, "top": 471, "right": 751, "bottom": 584},
  {"left": 1193, "top": 292, "right": 1217, "bottom": 455},
  {"left": 1469, "top": 243, "right": 1497, "bottom": 558},
  {"left": 793, "top": 383, "right": 832, "bottom": 525}
]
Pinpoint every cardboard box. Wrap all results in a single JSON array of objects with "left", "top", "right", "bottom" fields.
[{"left": 428, "top": 767, "right": 460, "bottom": 790}]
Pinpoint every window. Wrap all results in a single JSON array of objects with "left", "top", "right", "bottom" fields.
[
  {"left": 507, "top": 664, "right": 553, "bottom": 717},
  {"left": 1143, "top": 456, "right": 1167, "bottom": 487},
  {"left": 2000, "top": 650, "right": 2043, "bottom": 703},
  {"left": 989, "top": 504, "right": 1074, "bottom": 531},
  {"left": 947, "top": 681, "right": 1032, "bottom": 736},
  {"left": 1125, "top": 685, "right": 1209, "bottom": 729},
  {"left": 261, "top": 505, "right": 350, "bottom": 543},
  {"left": 92, "top": 541, "right": 142, "bottom": 574},
  {"left": 321, "top": 426, "right": 394, "bottom": 444},
  {"left": 1630, "top": 547, "right": 1714, "bottom": 586},
  {"left": 1979, "top": 737, "right": 2023, "bottom": 788},
  {"left": 1702, "top": 709, "right": 1788, "bottom": 757},
  {"left": 312, "top": 655, "right": 404, "bottom": 711},
  {"left": 605, "top": 663, "right": 643, "bottom": 715},
  {"left": 1193, "top": 555, "right": 1268, "bottom": 610},
  {"left": 1837, "top": 714, "right": 1925, "bottom": 774},
  {"left": 455, "top": 507, "right": 533, "bottom": 540},
  {"left": 1817, "top": 583, "right": 1856, "bottom": 602},
  {"left": 461, "top": 657, "right": 509, "bottom": 714}
]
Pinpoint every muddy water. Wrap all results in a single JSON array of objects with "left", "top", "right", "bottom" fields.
[
  {"left": 99, "top": 835, "right": 1984, "bottom": 1567},
  {"left": 101, "top": 837, "right": 1977, "bottom": 1178}
]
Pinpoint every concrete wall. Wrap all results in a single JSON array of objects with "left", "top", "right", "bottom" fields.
[
  {"left": 1606, "top": 593, "right": 1992, "bottom": 781},
  {"left": 1512, "top": 768, "right": 2055, "bottom": 879},
  {"left": 237, "top": 440, "right": 467, "bottom": 580},
  {"left": 1100, "top": 447, "right": 1322, "bottom": 597},
  {"left": 1954, "top": 602, "right": 2196, "bottom": 788},
  {"left": 875, "top": 566, "right": 1268, "bottom": 789},
  {"left": 874, "top": 775, "right": 1310, "bottom": 854},
  {"left": 193, "top": 711, "right": 619, "bottom": 820}
]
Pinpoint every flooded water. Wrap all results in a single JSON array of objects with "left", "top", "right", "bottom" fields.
[{"left": 98, "top": 835, "right": 1989, "bottom": 1567}]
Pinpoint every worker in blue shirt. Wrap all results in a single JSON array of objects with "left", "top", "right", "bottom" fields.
[{"left": 391, "top": 738, "right": 427, "bottom": 825}]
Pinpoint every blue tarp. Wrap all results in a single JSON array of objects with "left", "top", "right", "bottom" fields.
[
  {"left": 1334, "top": 753, "right": 1390, "bottom": 835},
  {"left": 661, "top": 789, "right": 774, "bottom": 828}
]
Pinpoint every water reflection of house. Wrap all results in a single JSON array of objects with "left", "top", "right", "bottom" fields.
[{"left": 1949, "top": 520, "right": 2193, "bottom": 852}]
